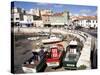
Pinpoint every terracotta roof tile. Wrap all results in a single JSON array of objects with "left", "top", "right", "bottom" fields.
[
  {"left": 52, "top": 13, "right": 63, "bottom": 16},
  {"left": 71, "top": 16, "right": 97, "bottom": 20}
]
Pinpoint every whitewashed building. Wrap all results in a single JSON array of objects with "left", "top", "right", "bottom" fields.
[
  {"left": 11, "top": 7, "right": 22, "bottom": 25},
  {"left": 33, "top": 20, "right": 43, "bottom": 27},
  {"left": 29, "top": 8, "right": 40, "bottom": 16},
  {"left": 72, "top": 16, "right": 97, "bottom": 28},
  {"left": 20, "top": 14, "right": 34, "bottom": 27},
  {"left": 11, "top": 7, "right": 44, "bottom": 27}
]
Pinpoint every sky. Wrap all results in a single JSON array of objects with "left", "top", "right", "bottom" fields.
[{"left": 11, "top": 1, "right": 97, "bottom": 16}]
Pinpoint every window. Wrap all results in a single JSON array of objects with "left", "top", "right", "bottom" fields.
[
  {"left": 45, "top": 19, "right": 48, "bottom": 22},
  {"left": 11, "top": 18, "right": 13, "bottom": 21},
  {"left": 16, "top": 18, "right": 19, "bottom": 20},
  {"left": 48, "top": 19, "right": 50, "bottom": 21},
  {"left": 20, "top": 14, "right": 23, "bottom": 21},
  {"left": 81, "top": 20, "right": 82, "bottom": 23},
  {"left": 86, "top": 20, "right": 91, "bottom": 23},
  {"left": 94, "top": 24, "right": 96, "bottom": 27},
  {"left": 93, "top": 20, "right": 94, "bottom": 23},
  {"left": 96, "top": 20, "right": 97, "bottom": 23}
]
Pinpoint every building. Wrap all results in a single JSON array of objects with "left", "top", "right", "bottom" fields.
[
  {"left": 42, "top": 11, "right": 70, "bottom": 28},
  {"left": 11, "top": 7, "right": 34, "bottom": 27},
  {"left": 29, "top": 8, "right": 52, "bottom": 16},
  {"left": 33, "top": 20, "right": 44, "bottom": 27},
  {"left": 40, "top": 9, "right": 53, "bottom": 16},
  {"left": 41, "top": 14, "right": 51, "bottom": 27},
  {"left": 29, "top": 8, "right": 40, "bottom": 16},
  {"left": 11, "top": 7, "right": 43, "bottom": 27},
  {"left": 20, "top": 14, "right": 34, "bottom": 27},
  {"left": 50, "top": 11, "right": 70, "bottom": 28},
  {"left": 11, "top": 7, "right": 23, "bottom": 26},
  {"left": 72, "top": 16, "right": 97, "bottom": 28},
  {"left": 11, "top": 8, "right": 70, "bottom": 28}
]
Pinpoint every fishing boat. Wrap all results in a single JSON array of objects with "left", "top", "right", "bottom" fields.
[
  {"left": 27, "top": 37, "right": 40, "bottom": 41},
  {"left": 63, "top": 40, "right": 81, "bottom": 70},
  {"left": 42, "top": 34, "right": 62, "bottom": 44},
  {"left": 22, "top": 48, "right": 47, "bottom": 73},
  {"left": 46, "top": 44, "right": 65, "bottom": 67}
]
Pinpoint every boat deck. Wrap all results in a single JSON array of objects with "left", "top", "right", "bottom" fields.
[{"left": 23, "top": 60, "right": 40, "bottom": 68}]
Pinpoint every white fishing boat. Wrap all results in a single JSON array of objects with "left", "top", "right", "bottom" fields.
[
  {"left": 27, "top": 37, "right": 40, "bottom": 41},
  {"left": 42, "top": 34, "right": 62, "bottom": 44}
]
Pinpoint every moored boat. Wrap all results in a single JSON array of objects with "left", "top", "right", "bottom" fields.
[
  {"left": 22, "top": 48, "right": 47, "bottom": 73},
  {"left": 46, "top": 44, "right": 65, "bottom": 67},
  {"left": 63, "top": 40, "right": 81, "bottom": 70},
  {"left": 42, "top": 34, "right": 62, "bottom": 44}
]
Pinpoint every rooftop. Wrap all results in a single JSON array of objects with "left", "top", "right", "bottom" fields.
[{"left": 71, "top": 16, "right": 97, "bottom": 20}]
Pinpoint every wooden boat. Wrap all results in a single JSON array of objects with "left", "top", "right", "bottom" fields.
[
  {"left": 46, "top": 44, "right": 65, "bottom": 67},
  {"left": 63, "top": 40, "right": 81, "bottom": 70},
  {"left": 42, "top": 34, "right": 62, "bottom": 44},
  {"left": 22, "top": 50, "right": 47, "bottom": 73}
]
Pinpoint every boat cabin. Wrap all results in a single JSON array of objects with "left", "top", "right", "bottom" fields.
[{"left": 46, "top": 44, "right": 64, "bottom": 67}]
